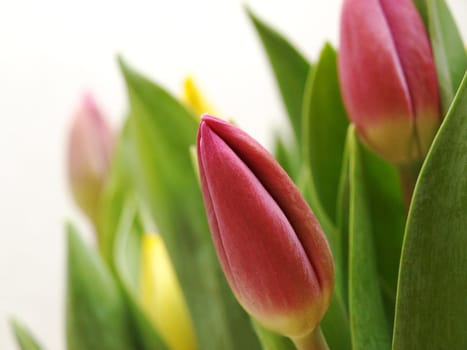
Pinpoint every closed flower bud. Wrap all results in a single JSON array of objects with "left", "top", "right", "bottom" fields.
[
  {"left": 339, "top": 0, "right": 440, "bottom": 164},
  {"left": 67, "top": 93, "right": 114, "bottom": 225},
  {"left": 140, "top": 234, "right": 197, "bottom": 350},
  {"left": 197, "top": 115, "right": 334, "bottom": 341}
]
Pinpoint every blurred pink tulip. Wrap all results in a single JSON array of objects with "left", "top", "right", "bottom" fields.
[
  {"left": 67, "top": 93, "right": 114, "bottom": 225},
  {"left": 339, "top": 0, "right": 440, "bottom": 164},
  {"left": 197, "top": 115, "right": 334, "bottom": 339}
]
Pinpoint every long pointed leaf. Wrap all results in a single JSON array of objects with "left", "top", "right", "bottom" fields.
[
  {"left": 393, "top": 73, "right": 467, "bottom": 350},
  {"left": 273, "top": 134, "right": 298, "bottom": 180},
  {"left": 246, "top": 7, "right": 311, "bottom": 145},
  {"left": 302, "top": 43, "right": 348, "bottom": 225},
  {"left": 336, "top": 141, "right": 350, "bottom": 311},
  {"left": 299, "top": 171, "right": 351, "bottom": 350},
  {"left": 66, "top": 223, "right": 135, "bottom": 350},
  {"left": 348, "top": 127, "right": 392, "bottom": 350},
  {"left": 10, "top": 319, "right": 43, "bottom": 350},
  {"left": 426, "top": 0, "right": 467, "bottom": 113},
  {"left": 113, "top": 200, "right": 168, "bottom": 350},
  {"left": 100, "top": 119, "right": 141, "bottom": 266},
  {"left": 360, "top": 147, "right": 405, "bottom": 325},
  {"left": 99, "top": 117, "right": 168, "bottom": 349}
]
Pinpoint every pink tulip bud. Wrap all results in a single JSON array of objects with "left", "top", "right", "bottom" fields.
[
  {"left": 338, "top": 0, "right": 440, "bottom": 164},
  {"left": 197, "top": 115, "right": 334, "bottom": 339},
  {"left": 67, "top": 93, "right": 114, "bottom": 225}
]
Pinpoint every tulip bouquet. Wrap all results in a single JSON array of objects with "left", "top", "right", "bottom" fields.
[{"left": 11, "top": 0, "right": 467, "bottom": 349}]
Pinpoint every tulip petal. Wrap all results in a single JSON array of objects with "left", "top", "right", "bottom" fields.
[
  {"left": 379, "top": 0, "right": 439, "bottom": 115},
  {"left": 200, "top": 116, "right": 334, "bottom": 293},
  {"left": 340, "top": 0, "right": 413, "bottom": 126},
  {"left": 379, "top": 0, "right": 441, "bottom": 154}
]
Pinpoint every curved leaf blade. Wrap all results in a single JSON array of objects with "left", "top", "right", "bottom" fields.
[
  {"left": 426, "top": 0, "right": 467, "bottom": 113},
  {"left": 302, "top": 43, "right": 349, "bottom": 225},
  {"left": 246, "top": 7, "right": 311, "bottom": 145},
  {"left": 10, "top": 319, "right": 43, "bottom": 350},
  {"left": 393, "top": 73, "right": 467, "bottom": 350},
  {"left": 360, "top": 146, "right": 405, "bottom": 325},
  {"left": 113, "top": 200, "right": 169, "bottom": 350},
  {"left": 100, "top": 119, "right": 141, "bottom": 266},
  {"left": 348, "top": 127, "right": 392, "bottom": 350},
  {"left": 66, "top": 223, "right": 135, "bottom": 350},
  {"left": 118, "top": 59, "right": 260, "bottom": 350},
  {"left": 99, "top": 118, "right": 168, "bottom": 349},
  {"left": 299, "top": 170, "right": 351, "bottom": 350}
]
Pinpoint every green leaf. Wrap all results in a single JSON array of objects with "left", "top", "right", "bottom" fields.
[
  {"left": 393, "top": 73, "right": 467, "bottom": 350},
  {"left": 360, "top": 146, "right": 405, "bottom": 325},
  {"left": 299, "top": 171, "right": 351, "bottom": 350},
  {"left": 348, "top": 126, "right": 392, "bottom": 350},
  {"left": 10, "top": 319, "right": 43, "bottom": 350},
  {"left": 119, "top": 59, "right": 260, "bottom": 350},
  {"left": 245, "top": 7, "right": 311, "bottom": 145},
  {"left": 299, "top": 45, "right": 353, "bottom": 350},
  {"left": 319, "top": 294, "right": 352, "bottom": 350},
  {"left": 100, "top": 119, "right": 141, "bottom": 266},
  {"left": 412, "top": 0, "right": 428, "bottom": 26},
  {"left": 251, "top": 321, "right": 295, "bottom": 350},
  {"left": 99, "top": 118, "right": 168, "bottom": 349},
  {"left": 273, "top": 134, "right": 298, "bottom": 180},
  {"left": 302, "top": 43, "right": 349, "bottom": 225},
  {"left": 337, "top": 135, "right": 405, "bottom": 328},
  {"left": 426, "top": 0, "right": 467, "bottom": 113},
  {"left": 112, "top": 200, "right": 168, "bottom": 350},
  {"left": 335, "top": 141, "right": 350, "bottom": 310},
  {"left": 66, "top": 223, "right": 135, "bottom": 350}
]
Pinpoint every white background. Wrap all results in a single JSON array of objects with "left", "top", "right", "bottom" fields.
[{"left": 0, "top": 0, "right": 465, "bottom": 348}]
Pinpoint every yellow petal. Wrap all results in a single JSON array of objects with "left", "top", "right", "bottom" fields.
[
  {"left": 182, "top": 76, "right": 217, "bottom": 118},
  {"left": 140, "top": 234, "right": 197, "bottom": 350}
]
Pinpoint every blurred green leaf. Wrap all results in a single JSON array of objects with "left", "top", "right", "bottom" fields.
[
  {"left": 113, "top": 200, "right": 168, "bottom": 350},
  {"left": 412, "top": 0, "right": 428, "bottom": 26},
  {"left": 302, "top": 43, "right": 349, "bottom": 225},
  {"left": 273, "top": 134, "right": 298, "bottom": 180},
  {"left": 251, "top": 320, "right": 295, "bottom": 350},
  {"left": 348, "top": 127, "right": 392, "bottom": 350},
  {"left": 100, "top": 120, "right": 141, "bottom": 266},
  {"left": 119, "top": 59, "right": 260, "bottom": 350},
  {"left": 10, "top": 319, "right": 43, "bottom": 350},
  {"left": 246, "top": 7, "right": 311, "bottom": 146},
  {"left": 99, "top": 117, "right": 168, "bottom": 349},
  {"left": 426, "top": 0, "right": 467, "bottom": 113},
  {"left": 66, "top": 223, "right": 135, "bottom": 350},
  {"left": 393, "top": 73, "right": 467, "bottom": 350}
]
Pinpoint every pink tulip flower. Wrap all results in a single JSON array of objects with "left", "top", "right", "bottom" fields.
[
  {"left": 67, "top": 93, "right": 114, "bottom": 225},
  {"left": 339, "top": 0, "right": 440, "bottom": 164},
  {"left": 197, "top": 115, "right": 334, "bottom": 340}
]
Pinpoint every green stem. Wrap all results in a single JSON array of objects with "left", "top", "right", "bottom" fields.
[
  {"left": 291, "top": 327, "right": 329, "bottom": 350},
  {"left": 398, "top": 161, "right": 422, "bottom": 211}
]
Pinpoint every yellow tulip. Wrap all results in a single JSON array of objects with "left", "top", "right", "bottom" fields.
[
  {"left": 140, "top": 234, "right": 197, "bottom": 350},
  {"left": 182, "top": 76, "right": 217, "bottom": 117}
]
